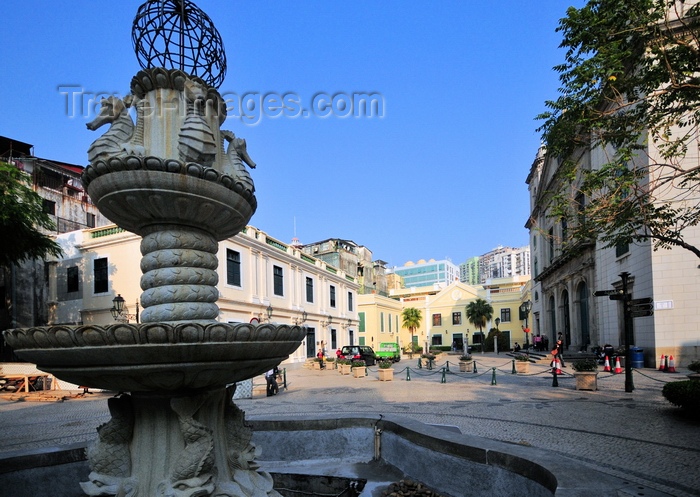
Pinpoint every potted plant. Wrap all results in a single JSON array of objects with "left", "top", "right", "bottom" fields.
[
  {"left": 421, "top": 353, "right": 436, "bottom": 369},
  {"left": 352, "top": 360, "right": 367, "bottom": 378},
  {"left": 325, "top": 357, "right": 336, "bottom": 370},
  {"left": 313, "top": 357, "right": 324, "bottom": 370},
  {"left": 687, "top": 360, "right": 700, "bottom": 381},
  {"left": 378, "top": 360, "right": 394, "bottom": 381},
  {"left": 458, "top": 354, "right": 473, "bottom": 372},
  {"left": 572, "top": 358, "right": 599, "bottom": 390},
  {"left": 338, "top": 359, "right": 352, "bottom": 375},
  {"left": 514, "top": 354, "right": 530, "bottom": 374}
]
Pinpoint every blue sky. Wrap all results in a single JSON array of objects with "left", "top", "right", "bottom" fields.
[{"left": 1, "top": 1, "right": 582, "bottom": 269}]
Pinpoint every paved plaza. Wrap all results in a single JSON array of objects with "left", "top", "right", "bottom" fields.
[{"left": 1, "top": 353, "right": 699, "bottom": 496}]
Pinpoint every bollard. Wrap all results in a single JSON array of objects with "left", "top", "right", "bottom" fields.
[
  {"left": 406, "top": 368, "right": 411, "bottom": 381},
  {"left": 552, "top": 368, "right": 558, "bottom": 387},
  {"left": 283, "top": 368, "right": 287, "bottom": 389},
  {"left": 445, "top": 361, "right": 450, "bottom": 373},
  {"left": 473, "top": 361, "right": 478, "bottom": 374},
  {"left": 491, "top": 367, "right": 497, "bottom": 385},
  {"left": 441, "top": 367, "right": 446, "bottom": 383},
  {"left": 512, "top": 359, "right": 516, "bottom": 374},
  {"left": 418, "top": 358, "right": 422, "bottom": 369}
]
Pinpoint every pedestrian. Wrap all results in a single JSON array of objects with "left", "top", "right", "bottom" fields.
[
  {"left": 265, "top": 368, "right": 278, "bottom": 396},
  {"left": 533, "top": 334, "right": 542, "bottom": 351},
  {"left": 556, "top": 337, "right": 565, "bottom": 367},
  {"left": 317, "top": 348, "right": 325, "bottom": 369}
]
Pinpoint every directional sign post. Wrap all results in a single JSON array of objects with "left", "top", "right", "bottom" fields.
[{"left": 628, "top": 298, "right": 654, "bottom": 318}]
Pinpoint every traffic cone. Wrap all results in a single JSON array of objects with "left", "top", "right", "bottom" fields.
[
  {"left": 552, "top": 356, "right": 562, "bottom": 375},
  {"left": 667, "top": 355, "right": 677, "bottom": 373},
  {"left": 603, "top": 356, "right": 611, "bottom": 372},
  {"left": 658, "top": 354, "right": 666, "bottom": 372},
  {"left": 614, "top": 356, "right": 623, "bottom": 374}
]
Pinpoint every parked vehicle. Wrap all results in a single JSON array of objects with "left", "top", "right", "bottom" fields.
[
  {"left": 339, "top": 345, "right": 377, "bottom": 366},
  {"left": 375, "top": 342, "right": 401, "bottom": 362}
]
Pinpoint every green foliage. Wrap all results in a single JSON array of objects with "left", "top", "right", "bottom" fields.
[
  {"left": 337, "top": 359, "right": 352, "bottom": 366},
  {"left": 351, "top": 360, "right": 366, "bottom": 368},
  {"left": 459, "top": 354, "right": 472, "bottom": 361},
  {"left": 572, "top": 358, "right": 598, "bottom": 371},
  {"left": 465, "top": 299, "right": 494, "bottom": 333},
  {"left": 514, "top": 354, "right": 530, "bottom": 362},
  {"left": 0, "top": 162, "right": 63, "bottom": 266},
  {"left": 483, "top": 328, "right": 509, "bottom": 353},
  {"left": 537, "top": 1, "right": 700, "bottom": 260},
  {"left": 687, "top": 361, "right": 700, "bottom": 373},
  {"left": 378, "top": 360, "right": 392, "bottom": 369},
  {"left": 662, "top": 380, "right": 700, "bottom": 412},
  {"left": 401, "top": 307, "right": 422, "bottom": 338}
]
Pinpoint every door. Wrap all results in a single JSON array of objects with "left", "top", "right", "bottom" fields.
[{"left": 306, "top": 328, "right": 315, "bottom": 358}]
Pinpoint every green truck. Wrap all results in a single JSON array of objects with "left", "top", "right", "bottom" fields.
[{"left": 375, "top": 342, "right": 401, "bottom": 362}]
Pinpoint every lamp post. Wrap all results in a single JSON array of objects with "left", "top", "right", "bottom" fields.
[
  {"left": 110, "top": 294, "right": 139, "bottom": 323},
  {"left": 494, "top": 317, "right": 500, "bottom": 354},
  {"left": 266, "top": 305, "right": 273, "bottom": 322},
  {"left": 293, "top": 310, "right": 307, "bottom": 325},
  {"left": 520, "top": 300, "right": 532, "bottom": 352}
]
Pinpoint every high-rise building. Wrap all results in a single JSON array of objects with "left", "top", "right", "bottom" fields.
[
  {"left": 459, "top": 257, "right": 480, "bottom": 285},
  {"left": 389, "top": 258, "right": 459, "bottom": 289}
]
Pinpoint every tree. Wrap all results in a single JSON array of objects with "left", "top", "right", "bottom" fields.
[
  {"left": 0, "top": 161, "right": 63, "bottom": 267},
  {"left": 465, "top": 299, "right": 494, "bottom": 336},
  {"left": 401, "top": 307, "right": 422, "bottom": 346},
  {"left": 537, "top": 0, "right": 700, "bottom": 260}
]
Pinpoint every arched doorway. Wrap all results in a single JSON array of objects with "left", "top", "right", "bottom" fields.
[
  {"left": 561, "top": 290, "right": 570, "bottom": 350},
  {"left": 578, "top": 282, "right": 590, "bottom": 350}
]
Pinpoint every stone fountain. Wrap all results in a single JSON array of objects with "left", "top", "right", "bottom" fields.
[{"left": 3, "top": 1, "right": 305, "bottom": 496}]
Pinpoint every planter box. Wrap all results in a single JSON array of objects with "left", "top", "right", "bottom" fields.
[
  {"left": 313, "top": 362, "right": 323, "bottom": 370},
  {"left": 339, "top": 364, "right": 351, "bottom": 375},
  {"left": 325, "top": 361, "right": 336, "bottom": 370},
  {"left": 459, "top": 361, "right": 473, "bottom": 373},
  {"left": 574, "top": 372, "right": 598, "bottom": 391},
  {"left": 353, "top": 367, "right": 366, "bottom": 378},
  {"left": 515, "top": 361, "right": 529, "bottom": 374},
  {"left": 378, "top": 368, "right": 394, "bottom": 381}
]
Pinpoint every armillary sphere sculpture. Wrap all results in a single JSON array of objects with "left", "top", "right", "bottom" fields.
[
  {"left": 3, "top": 2, "right": 301, "bottom": 496},
  {"left": 133, "top": 0, "right": 227, "bottom": 88}
]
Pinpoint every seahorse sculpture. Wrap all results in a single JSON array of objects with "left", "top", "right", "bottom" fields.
[
  {"left": 221, "top": 130, "right": 256, "bottom": 194},
  {"left": 80, "top": 395, "right": 137, "bottom": 497},
  {"left": 215, "top": 388, "right": 280, "bottom": 497},
  {"left": 86, "top": 96, "right": 135, "bottom": 163},
  {"left": 159, "top": 394, "right": 215, "bottom": 497},
  {"left": 178, "top": 79, "right": 217, "bottom": 167}
]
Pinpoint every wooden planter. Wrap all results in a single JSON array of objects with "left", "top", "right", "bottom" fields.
[
  {"left": 459, "top": 361, "right": 473, "bottom": 372},
  {"left": 325, "top": 361, "right": 336, "bottom": 370},
  {"left": 313, "top": 361, "right": 323, "bottom": 370},
  {"left": 515, "top": 361, "right": 529, "bottom": 374},
  {"left": 353, "top": 367, "right": 366, "bottom": 378},
  {"left": 574, "top": 371, "right": 598, "bottom": 391},
  {"left": 378, "top": 368, "right": 394, "bottom": 381},
  {"left": 339, "top": 364, "right": 352, "bottom": 375}
]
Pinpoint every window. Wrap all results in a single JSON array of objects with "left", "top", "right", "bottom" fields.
[
  {"left": 67, "top": 266, "right": 79, "bottom": 293},
  {"left": 306, "top": 277, "right": 314, "bottom": 303},
  {"left": 548, "top": 227, "right": 555, "bottom": 263},
  {"left": 347, "top": 291, "right": 353, "bottom": 311},
  {"left": 42, "top": 199, "right": 56, "bottom": 216},
  {"left": 273, "top": 265, "right": 283, "bottom": 296},
  {"left": 93, "top": 257, "right": 108, "bottom": 294},
  {"left": 86, "top": 212, "right": 96, "bottom": 228},
  {"left": 359, "top": 312, "right": 366, "bottom": 332},
  {"left": 380, "top": 312, "right": 385, "bottom": 332},
  {"left": 432, "top": 314, "right": 442, "bottom": 326},
  {"left": 561, "top": 218, "right": 568, "bottom": 242},
  {"left": 501, "top": 308, "right": 511, "bottom": 322},
  {"left": 330, "top": 285, "right": 336, "bottom": 307},
  {"left": 615, "top": 242, "right": 629, "bottom": 257},
  {"left": 452, "top": 312, "right": 461, "bottom": 325},
  {"left": 226, "top": 249, "right": 241, "bottom": 286}
]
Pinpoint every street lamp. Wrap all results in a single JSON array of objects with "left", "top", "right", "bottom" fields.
[
  {"left": 293, "top": 310, "right": 307, "bottom": 325},
  {"left": 110, "top": 294, "right": 139, "bottom": 323},
  {"left": 320, "top": 314, "right": 333, "bottom": 327},
  {"left": 266, "top": 305, "right": 273, "bottom": 322},
  {"left": 520, "top": 300, "right": 532, "bottom": 352}
]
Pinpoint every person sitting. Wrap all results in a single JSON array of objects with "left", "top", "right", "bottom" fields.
[
  {"left": 265, "top": 368, "right": 278, "bottom": 396},
  {"left": 513, "top": 342, "right": 521, "bottom": 352}
]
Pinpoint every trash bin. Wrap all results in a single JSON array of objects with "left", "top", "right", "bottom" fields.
[{"left": 631, "top": 347, "right": 644, "bottom": 368}]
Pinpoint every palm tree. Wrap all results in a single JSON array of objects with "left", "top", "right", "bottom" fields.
[
  {"left": 466, "top": 299, "right": 494, "bottom": 349},
  {"left": 401, "top": 307, "right": 422, "bottom": 350}
]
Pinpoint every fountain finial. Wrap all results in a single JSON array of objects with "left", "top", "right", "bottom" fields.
[{"left": 132, "top": 0, "right": 227, "bottom": 88}]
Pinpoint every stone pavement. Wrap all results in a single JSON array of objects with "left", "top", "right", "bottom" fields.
[{"left": 1, "top": 353, "right": 698, "bottom": 496}]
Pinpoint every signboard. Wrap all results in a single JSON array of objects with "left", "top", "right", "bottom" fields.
[{"left": 594, "top": 289, "right": 623, "bottom": 297}]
